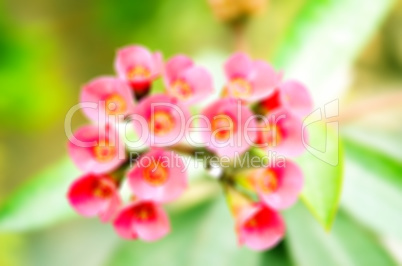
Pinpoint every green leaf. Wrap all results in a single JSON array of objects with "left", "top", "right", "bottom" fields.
[
  {"left": 269, "top": 0, "right": 394, "bottom": 231},
  {"left": 274, "top": 0, "right": 395, "bottom": 106},
  {"left": 0, "top": 158, "right": 79, "bottom": 231},
  {"left": 260, "top": 242, "right": 294, "bottom": 266},
  {"left": 284, "top": 203, "right": 397, "bottom": 266},
  {"left": 297, "top": 122, "right": 343, "bottom": 230},
  {"left": 0, "top": 233, "right": 26, "bottom": 266},
  {"left": 106, "top": 198, "right": 292, "bottom": 266},
  {"left": 0, "top": 23, "right": 75, "bottom": 131},
  {"left": 23, "top": 219, "right": 119, "bottom": 266},
  {"left": 341, "top": 139, "right": 402, "bottom": 240},
  {"left": 342, "top": 124, "right": 402, "bottom": 161}
]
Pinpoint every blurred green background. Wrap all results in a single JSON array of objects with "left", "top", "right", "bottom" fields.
[{"left": 1, "top": 0, "right": 402, "bottom": 265}]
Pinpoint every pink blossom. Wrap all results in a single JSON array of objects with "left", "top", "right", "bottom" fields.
[
  {"left": 200, "top": 98, "right": 257, "bottom": 157},
  {"left": 223, "top": 52, "right": 281, "bottom": 102},
  {"left": 67, "top": 173, "right": 121, "bottom": 222},
  {"left": 128, "top": 148, "right": 187, "bottom": 203},
  {"left": 260, "top": 80, "right": 313, "bottom": 117},
  {"left": 67, "top": 45, "right": 310, "bottom": 247},
  {"left": 113, "top": 201, "right": 170, "bottom": 241},
  {"left": 252, "top": 160, "right": 303, "bottom": 209},
  {"left": 68, "top": 124, "right": 125, "bottom": 173},
  {"left": 132, "top": 94, "right": 190, "bottom": 147},
  {"left": 80, "top": 77, "right": 135, "bottom": 122},
  {"left": 164, "top": 55, "right": 213, "bottom": 104},
  {"left": 255, "top": 108, "right": 306, "bottom": 157},
  {"left": 236, "top": 202, "right": 285, "bottom": 251},
  {"left": 114, "top": 45, "right": 162, "bottom": 94}
]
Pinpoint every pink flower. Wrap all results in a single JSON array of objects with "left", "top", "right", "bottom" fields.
[
  {"left": 113, "top": 201, "right": 170, "bottom": 241},
  {"left": 68, "top": 124, "right": 126, "bottom": 173},
  {"left": 128, "top": 148, "right": 187, "bottom": 203},
  {"left": 252, "top": 160, "right": 303, "bottom": 209},
  {"left": 260, "top": 80, "right": 313, "bottom": 117},
  {"left": 80, "top": 77, "right": 135, "bottom": 122},
  {"left": 164, "top": 55, "right": 213, "bottom": 104},
  {"left": 255, "top": 108, "right": 306, "bottom": 157},
  {"left": 67, "top": 173, "right": 121, "bottom": 222},
  {"left": 132, "top": 94, "right": 190, "bottom": 147},
  {"left": 200, "top": 98, "right": 257, "bottom": 157},
  {"left": 236, "top": 202, "right": 285, "bottom": 251},
  {"left": 223, "top": 53, "right": 281, "bottom": 102},
  {"left": 114, "top": 45, "right": 162, "bottom": 94}
]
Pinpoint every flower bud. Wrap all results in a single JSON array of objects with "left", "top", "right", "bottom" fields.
[
  {"left": 208, "top": 0, "right": 267, "bottom": 23},
  {"left": 113, "top": 201, "right": 170, "bottom": 241},
  {"left": 115, "top": 45, "right": 163, "bottom": 98},
  {"left": 128, "top": 148, "right": 187, "bottom": 203},
  {"left": 164, "top": 55, "right": 214, "bottom": 105},
  {"left": 67, "top": 173, "right": 121, "bottom": 222},
  {"left": 235, "top": 202, "right": 285, "bottom": 251}
]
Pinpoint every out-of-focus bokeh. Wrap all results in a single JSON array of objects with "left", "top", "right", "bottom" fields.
[{"left": 0, "top": 0, "right": 401, "bottom": 265}]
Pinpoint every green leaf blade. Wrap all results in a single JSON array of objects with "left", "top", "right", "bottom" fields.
[
  {"left": 297, "top": 122, "right": 344, "bottom": 230},
  {"left": 274, "top": 0, "right": 395, "bottom": 106},
  {"left": 0, "top": 157, "right": 79, "bottom": 231},
  {"left": 284, "top": 203, "right": 398, "bottom": 266},
  {"left": 341, "top": 139, "right": 402, "bottom": 241}
]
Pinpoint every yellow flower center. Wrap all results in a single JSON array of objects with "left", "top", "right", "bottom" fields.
[
  {"left": 127, "top": 66, "right": 151, "bottom": 81},
  {"left": 257, "top": 169, "right": 279, "bottom": 194},
  {"left": 243, "top": 209, "right": 270, "bottom": 230},
  {"left": 170, "top": 79, "right": 193, "bottom": 100},
  {"left": 105, "top": 93, "right": 127, "bottom": 115},
  {"left": 93, "top": 141, "right": 116, "bottom": 162},
  {"left": 150, "top": 111, "right": 175, "bottom": 136},
  {"left": 93, "top": 178, "right": 114, "bottom": 199},
  {"left": 212, "top": 114, "right": 236, "bottom": 141},
  {"left": 133, "top": 203, "right": 156, "bottom": 221},
  {"left": 227, "top": 78, "right": 253, "bottom": 98},
  {"left": 244, "top": 217, "right": 258, "bottom": 229},
  {"left": 143, "top": 161, "right": 169, "bottom": 186},
  {"left": 258, "top": 123, "right": 282, "bottom": 147}
]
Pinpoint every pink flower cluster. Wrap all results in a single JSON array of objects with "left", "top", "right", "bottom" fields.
[{"left": 67, "top": 45, "right": 312, "bottom": 250}]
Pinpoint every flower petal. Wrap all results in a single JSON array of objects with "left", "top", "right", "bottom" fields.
[
  {"left": 67, "top": 174, "right": 118, "bottom": 218},
  {"left": 237, "top": 203, "right": 285, "bottom": 251},
  {"left": 67, "top": 124, "right": 126, "bottom": 174},
  {"left": 128, "top": 149, "right": 187, "bottom": 203},
  {"left": 134, "top": 202, "right": 170, "bottom": 242},
  {"left": 80, "top": 77, "right": 135, "bottom": 122},
  {"left": 224, "top": 52, "right": 253, "bottom": 79},
  {"left": 280, "top": 80, "right": 313, "bottom": 117},
  {"left": 257, "top": 160, "right": 304, "bottom": 209},
  {"left": 200, "top": 98, "right": 257, "bottom": 157},
  {"left": 115, "top": 46, "right": 157, "bottom": 77},
  {"left": 132, "top": 94, "right": 190, "bottom": 147},
  {"left": 113, "top": 206, "right": 139, "bottom": 240},
  {"left": 178, "top": 66, "right": 214, "bottom": 104},
  {"left": 165, "top": 55, "right": 194, "bottom": 85},
  {"left": 248, "top": 60, "right": 279, "bottom": 101}
]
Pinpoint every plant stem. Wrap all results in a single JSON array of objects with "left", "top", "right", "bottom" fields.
[{"left": 231, "top": 20, "right": 248, "bottom": 52}]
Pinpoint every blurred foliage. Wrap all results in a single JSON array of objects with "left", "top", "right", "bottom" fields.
[
  {"left": 341, "top": 139, "right": 402, "bottom": 241},
  {"left": 0, "top": 234, "right": 26, "bottom": 266},
  {"left": 284, "top": 203, "right": 396, "bottom": 266},
  {"left": 0, "top": 17, "right": 73, "bottom": 131},
  {"left": 273, "top": 0, "right": 395, "bottom": 106},
  {"left": 0, "top": 158, "right": 79, "bottom": 231},
  {"left": 296, "top": 122, "right": 343, "bottom": 230}
]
